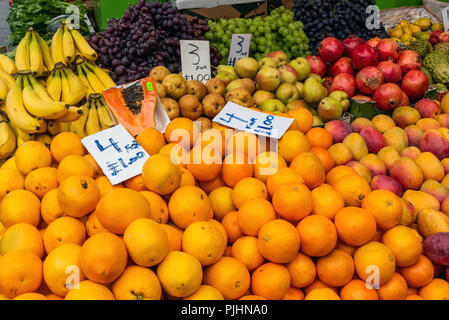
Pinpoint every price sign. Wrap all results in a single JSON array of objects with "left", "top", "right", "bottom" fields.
[
  {"left": 180, "top": 40, "right": 211, "bottom": 84},
  {"left": 443, "top": 7, "right": 449, "bottom": 31},
  {"left": 81, "top": 124, "right": 150, "bottom": 185},
  {"left": 212, "top": 102, "right": 294, "bottom": 139},
  {"left": 228, "top": 34, "right": 251, "bottom": 67}
]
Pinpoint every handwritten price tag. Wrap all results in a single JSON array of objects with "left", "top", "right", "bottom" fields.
[
  {"left": 81, "top": 124, "right": 150, "bottom": 185},
  {"left": 228, "top": 34, "right": 251, "bottom": 67},
  {"left": 180, "top": 40, "right": 211, "bottom": 84},
  {"left": 443, "top": 7, "right": 449, "bottom": 32},
  {"left": 212, "top": 102, "right": 293, "bottom": 139}
]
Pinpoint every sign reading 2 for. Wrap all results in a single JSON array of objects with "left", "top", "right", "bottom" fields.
[
  {"left": 180, "top": 40, "right": 211, "bottom": 84},
  {"left": 228, "top": 34, "right": 252, "bottom": 67}
]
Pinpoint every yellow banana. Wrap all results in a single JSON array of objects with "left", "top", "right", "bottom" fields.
[
  {"left": 69, "top": 101, "right": 88, "bottom": 137},
  {"left": 46, "top": 69, "right": 62, "bottom": 101},
  {"left": 60, "top": 68, "right": 72, "bottom": 103},
  {"left": 36, "top": 32, "right": 54, "bottom": 71},
  {"left": 85, "top": 62, "right": 116, "bottom": 89},
  {"left": 51, "top": 24, "right": 66, "bottom": 65},
  {"left": 15, "top": 31, "right": 31, "bottom": 71},
  {"left": 55, "top": 106, "right": 84, "bottom": 123},
  {"left": 81, "top": 63, "right": 106, "bottom": 93},
  {"left": 85, "top": 99, "right": 101, "bottom": 135},
  {"left": 63, "top": 68, "right": 86, "bottom": 105},
  {"left": 26, "top": 74, "right": 53, "bottom": 102},
  {"left": 12, "top": 124, "right": 34, "bottom": 142},
  {"left": 96, "top": 97, "right": 116, "bottom": 128},
  {"left": 36, "top": 118, "right": 47, "bottom": 134},
  {"left": 76, "top": 63, "right": 95, "bottom": 96},
  {"left": 47, "top": 120, "right": 61, "bottom": 135},
  {"left": 29, "top": 31, "right": 43, "bottom": 77},
  {"left": 0, "top": 69, "right": 16, "bottom": 90},
  {"left": 0, "top": 78, "right": 8, "bottom": 103},
  {"left": 63, "top": 23, "right": 76, "bottom": 64},
  {"left": 70, "top": 28, "right": 98, "bottom": 61},
  {"left": 0, "top": 116, "right": 17, "bottom": 159},
  {"left": 0, "top": 54, "right": 18, "bottom": 75},
  {"left": 35, "top": 133, "right": 52, "bottom": 148}
]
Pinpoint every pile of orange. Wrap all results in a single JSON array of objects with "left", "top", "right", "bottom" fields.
[{"left": 0, "top": 107, "right": 448, "bottom": 301}]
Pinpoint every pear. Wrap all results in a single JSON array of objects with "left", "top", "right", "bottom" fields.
[
  {"left": 318, "top": 97, "right": 343, "bottom": 122},
  {"left": 234, "top": 57, "right": 260, "bottom": 79},
  {"left": 225, "top": 79, "right": 256, "bottom": 94},
  {"left": 215, "top": 71, "right": 237, "bottom": 86},
  {"left": 302, "top": 78, "right": 327, "bottom": 107},
  {"left": 217, "top": 65, "right": 238, "bottom": 79},
  {"left": 329, "top": 91, "right": 351, "bottom": 111}
]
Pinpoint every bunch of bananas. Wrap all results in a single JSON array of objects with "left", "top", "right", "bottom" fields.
[
  {"left": 76, "top": 57, "right": 116, "bottom": 95},
  {"left": 52, "top": 22, "right": 98, "bottom": 66},
  {"left": 0, "top": 54, "right": 18, "bottom": 75},
  {"left": 69, "top": 93, "right": 117, "bottom": 138},
  {"left": 0, "top": 57, "right": 16, "bottom": 103},
  {"left": 46, "top": 63, "right": 87, "bottom": 105},
  {"left": 0, "top": 113, "right": 17, "bottom": 159}
]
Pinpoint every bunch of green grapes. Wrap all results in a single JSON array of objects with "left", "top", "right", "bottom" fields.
[{"left": 205, "top": 6, "right": 310, "bottom": 64}]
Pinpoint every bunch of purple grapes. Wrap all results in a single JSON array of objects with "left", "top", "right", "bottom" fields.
[{"left": 87, "top": 0, "right": 222, "bottom": 84}]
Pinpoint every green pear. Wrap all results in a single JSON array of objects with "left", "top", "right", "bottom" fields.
[
  {"left": 235, "top": 57, "right": 260, "bottom": 79},
  {"left": 329, "top": 91, "right": 351, "bottom": 112},
  {"left": 313, "top": 116, "right": 324, "bottom": 127},
  {"left": 302, "top": 78, "right": 327, "bottom": 107},
  {"left": 289, "top": 57, "right": 311, "bottom": 81},
  {"left": 260, "top": 99, "right": 286, "bottom": 114},
  {"left": 318, "top": 97, "right": 343, "bottom": 122},
  {"left": 308, "top": 73, "right": 322, "bottom": 82},
  {"left": 215, "top": 71, "right": 237, "bottom": 86},
  {"left": 217, "top": 65, "right": 238, "bottom": 79},
  {"left": 226, "top": 79, "right": 256, "bottom": 94}
]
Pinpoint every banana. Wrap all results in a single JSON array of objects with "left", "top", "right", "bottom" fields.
[
  {"left": 47, "top": 120, "right": 62, "bottom": 135},
  {"left": 5, "top": 78, "right": 41, "bottom": 133},
  {"left": 81, "top": 63, "right": 106, "bottom": 93},
  {"left": 85, "top": 99, "right": 101, "bottom": 136},
  {"left": 0, "top": 54, "right": 18, "bottom": 75},
  {"left": 55, "top": 106, "right": 84, "bottom": 123},
  {"left": 70, "top": 28, "right": 98, "bottom": 61},
  {"left": 60, "top": 68, "right": 72, "bottom": 103},
  {"left": 68, "top": 101, "right": 88, "bottom": 137},
  {"left": 46, "top": 69, "right": 62, "bottom": 101},
  {"left": 15, "top": 30, "right": 31, "bottom": 71},
  {"left": 36, "top": 32, "right": 54, "bottom": 71},
  {"left": 51, "top": 24, "right": 66, "bottom": 65},
  {"left": 85, "top": 62, "right": 116, "bottom": 89},
  {"left": 0, "top": 115, "right": 17, "bottom": 159},
  {"left": 0, "top": 78, "right": 8, "bottom": 103},
  {"left": 26, "top": 74, "right": 53, "bottom": 102},
  {"left": 29, "top": 31, "right": 43, "bottom": 77},
  {"left": 76, "top": 63, "right": 95, "bottom": 96},
  {"left": 63, "top": 68, "right": 86, "bottom": 105},
  {"left": 21, "top": 75, "right": 68, "bottom": 119},
  {"left": 35, "top": 133, "right": 52, "bottom": 148},
  {"left": 63, "top": 23, "right": 76, "bottom": 65},
  {"left": 12, "top": 124, "right": 35, "bottom": 141},
  {"left": 0, "top": 68, "right": 16, "bottom": 90},
  {"left": 36, "top": 118, "right": 47, "bottom": 134},
  {"left": 96, "top": 97, "right": 116, "bottom": 128}
]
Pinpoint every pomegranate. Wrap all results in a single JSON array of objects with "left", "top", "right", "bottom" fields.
[
  {"left": 322, "top": 76, "right": 333, "bottom": 92},
  {"left": 330, "top": 73, "right": 356, "bottom": 97},
  {"left": 373, "top": 83, "right": 403, "bottom": 111},
  {"left": 352, "top": 44, "right": 379, "bottom": 70},
  {"left": 352, "top": 95, "right": 373, "bottom": 102},
  {"left": 366, "top": 37, "right": 381, "bottom": 49},
  {"left": 377, "top": 60, "right": 402, "bottom": 84},
  {"left": 415, "top": 98, "right": 441, "bottom": 118},
  {"left": 356, "top": 66, "right": 384, "bottom": 95},
  {"left": 318, "top": 37, "right": 344, "bottom": 63},
  {"left": 376, "top": 38, "right": 400, "bottom": 62},
  {"left": 329, "top": 57, "right": 355, "bottom": 77},
  {"left": 343, "top": 36, "right": 365, "bottom": 57},
  {"left": 397, "top": 50, "right": 421, "bottom": 74},
  {"left": 399, "top": 90, "right": 410, "bottom": 107},
  {"left": 306, "top": 55, "right": 327, "bottom": 77},
  {"left": 401, "top": 70, "right": 430, "bottom": 101},
  {"left": 430, "top": 30, "right": 443, "bottom": 45}
]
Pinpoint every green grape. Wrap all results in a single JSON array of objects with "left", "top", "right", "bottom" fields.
[
  {"left": 249, "top": 26, "right": 257, "bottom": 33},
  {"left": 205, "top": 32, "right": 214, "bottom": 40},
  {"left": 250, "top": 41, "right": 257, "bottom": 51},
  {"left": 264, "top": 27, "right": 271, "bottom": 34}
]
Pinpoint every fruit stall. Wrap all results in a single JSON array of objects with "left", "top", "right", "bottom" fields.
[{"left": 0, "top": 0, "right": 449, "bottom": 304}]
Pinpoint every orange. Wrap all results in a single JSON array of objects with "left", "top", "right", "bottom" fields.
[
  {"left": 334, "top": 173, "right": 371, "bottom": 207},
  {"left": 362, "top": 190, "right": 403, "bottom": 229},
  {"left": 398, "top": 255, "right": 434, "bottom": 288},
  {"left": 186, "top": 144, "right": 222, "bottom": 182},
  {"left": 41, "top": 189, "right": 65, "bottom": 224},
  {"left": 203, "top": 257, "right": 250, "bottom": 300},
  {"left": 281, "top": 287, "right": 305, "bottom": 300},
  {"left": 0, "top": 189, "right": 40, "bottom": 227},
  {"left": 179, "top": 167, "right": 196, "bottom": 187},
  {"left": 85, "top": 211, "right": 109, "bottom": 237},
  {"left": 296, "top": 215, "right": 337, "bottom": 257},
  {"left": 328, "top": 143, "right": 353, "bottom": 165},
  {"left": 157, "top": 251, "right": 203, "bottom": 298},
  {"left": 112, "top": 265, "right": 162, "bottom": 300},
  {"left": 221, "top": 153, "right": 253, "bottom": 188},
  {"left": 305, "top": 288, "right": 341, "bottom": 300},
  {"left": 304, "top": 279, "right": 338, "bottom": 295},
  {"left": 239, "top": 295, "right": 267, "bottom": 300},
  {"left": 13, "top": 293, "right": 47, "bottom": 300},
  {"left": 50, "top": 132, "right": 86, "bottom": 163},
  {"left": 199, "top": 175, "right": 226, "bottom": 194},
  {"left": 0, "top": 169, "right": 24, "bottom": 200},
  {"left": 24, "top": 167, "right": 58, "bottom": 199},
  {"left": 183, "top": 285, "right": 225, "bottom": 300},
  {"left": 56, "top": 155, "right": 95, "bottom": 183},
  {"left": 124, "top": 218, "right": 169, "bottom": 267},
  {"left": 311, "top": 184, "right": 345, "bottom": 220},
  {"left": 251, "top": 262, "right": 291, "bottom": 300},
  {"left": 336, "top": 241, "right": 356, "bottom": 256},
  {"left": 209, "top": 187, "right": 237, "bottom": 221},
  {"left": 226, "top": 131, "right": 261, "bottom": 160},
  {"left": 378, "top": 273, "right": 408, "bottom": 300},
  {"left": 231, "top": 236, "right": 265, "bottom": 271},
  {"left": 278, "top": 130, "right": 310, "bottom": 163},
  {"left": 407, "top": 287, "right": 418, "bottom": 296},
  {"left": 158, "top": 143, "right": 189, "bottom": 168},
  {"left": 208, "top": 219, "right": 228, "bottom": 247},
  {"left": 168, "top": 185, "right": 211, "bottom": 229},
  {"left": 57, "top": 175, "right": 100, "bottom": 218},
  {"left": 405, "top": 294, "right": 424, "bottom": 300},
  {"left": 140, "top": 191, "right": 169, "bottom": 224},
  {"left": 286, "top": 252, "right": 316, "bottom": 288},
  {"left": 43, "top": 243, "right": 85, "bottom": 297},
  {"left": 272, "top": 182, "right": 313, "bottom": 222},
  {"left": 326, "top": 165, "right": 358, "bottom": 187},
  {"left": 142, "top": 153, "right": 182, "bottom": 195},
  {"left": 238, "top": 199, "right": 276, "bottom": 236},
  {"left": 96, "top": 188, "right": 151, "bottom": 234},
  {"left": 334, "top": 207, "right": 377, "bottom": 247},
  {"left": 164, "top": 117, "right": 200, "bottom": 149},
  {"left": 83, "top": 154, "right": 102, "bottom": 178},
  {"left": 80, "top": 232, "right": 127, "bottom": 284},
  {"left": 160, "top": 223, "right": 183, "bottom": 252},
  {"left": 15, "top": 141, "right": 52, "bottom": 175},
  {"left": 306, "top": 127, "right": 333, "bottom": 149},
  {"left": 381, "top": 225, "right": 423, "bottom": 267},
  {"left": 231, "top": 177, "right": 267, "bottom": 209},
  {"left": 123, "top": 174, "right": 147, "bottom": 191},
  {"left": 267, "top": 167, "right": 304, "bottom": 197},
  {"left": 0, "top": 223, "right": 43, "bottom": 258},
  {"left": 419, "top": 279, "right": 449, "bottom": 300},
  {"left": 340, "top": 279, "right": 379, "bottom": 300},
  {"left": 253, "top": 151, "right": 287, "bottom": 183},
  {"left": 195, "top": 128, "right": 226, "bottom": 159},
  {"left": 181, "top": 220, "right": 225, "bottom": 266},
  {"left": 136, "top": 127, "right": 166, "bottom": 155},
  {"left": 95, "top": 176, "right": 123, "bottom": 198},
  {"left": 43, "top": 216, "right": 86, "bottom": 254},
  {"left": 0, "top": 250, "right": 43, "bottom": 298},
  {"left": 354, "top": 241, "right": 396, "bottom": 286},
  {"left": 287, "top": 108, "right": 314, "bottom": 133},
  {"left": 257, "top": 219, "right": 300, "bottom": 264},
  {"left": 310, "top": 147, "right": 335, "bottom": 173},
  {"left": 290, "top": 152, "right": 326, "bottom": 189},
  {"left": 316, "top": 249, "right": 354, "bottom": 287},
  {"left": 65, "top": 280, "right": 115, "bottom": 300},
  {"left": 221, "top": 211, "right": 243, "bottom": 244}
]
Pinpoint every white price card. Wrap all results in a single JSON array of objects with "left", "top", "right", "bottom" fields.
[
  {"left": 180, "top": 40, "right": 211, "bottom": 84},
  {"left": 212, "top": 102, "right": 294, "bottom": 139},
  {"left": 228, "top": 34, "right": 251, "bottom": 67},
  {"left": 81, "top": 124, "right": 150, "bottom": 185},
  {"left": 443, "top": 7, "right": 449, "bottom": 32}
]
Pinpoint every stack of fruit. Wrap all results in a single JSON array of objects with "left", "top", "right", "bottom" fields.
[{"left": 388, "top": 18, "right": 443, "bottom": 45}]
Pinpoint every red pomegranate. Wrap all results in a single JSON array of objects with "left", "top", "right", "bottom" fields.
[
  {"left": 397, "top": 50, "right": 421, "bottom": 74},
  {"left": 318, "top": 37, "right": 344, "bottom": 63},
  {"left": 352, "top": 44, "right": 379, "bottom": 70},
  {"left": 366, "top": 37, "right": 381, "bottom": 49},
  {"left": 322, "top": 76, "right": 333, "bottom": 92},
  {"left": 399, "top": 90, "right": 410, "bottom": 107},
  {"left": 343, "top": 36, "right": 365, "bottom": 57},
  {"left": 377, "top": 60, "right": 402, "bottom": 84},
  {"left": 356, "top": 66, "right": 384, "bottom": 95},
  {"left": 329, "top": 57, "right": 355, "bottom": 77},
  {"left": 401, "top": 70, "right": 430, "bottom": 101},
  {"left": 330, "top": 73, "right": 356, "bottom": 98},
  {"left": 430, "top": 30, "right": 443, "bottom": 45},
  {"left": 306, "top": 55, "right": 327, "bottom": 77},
  {"left": 376, "top": 38, "right": 400, "bottom": 61},
  {"left": 373, "top": 83, "right": 403, "bottom": 111}
]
